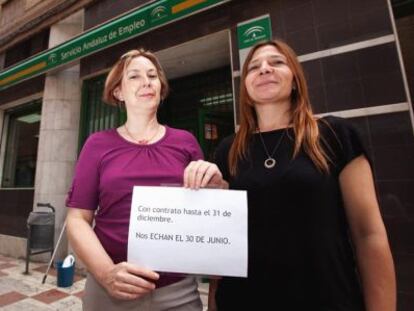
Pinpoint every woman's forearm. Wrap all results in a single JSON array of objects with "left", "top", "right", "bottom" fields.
[
  {"left": 208, "top": 279, "right": 219, "bottom": 311},
  {"left": 354, "top": 233, "right": 396, "bottom": 311},
  {"left": 66, "top": 213, "right": 114, "bottom": 284},
  {"left": 339, "top": 157, "right": 396, "bottom": 310}
]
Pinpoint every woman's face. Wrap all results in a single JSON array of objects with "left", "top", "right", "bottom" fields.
[
  {"left": 116, "top": 56, "right": 162, "bottom": 111},
  {"left": 245, "top": 45, "right": 294, "bottom": 105}
]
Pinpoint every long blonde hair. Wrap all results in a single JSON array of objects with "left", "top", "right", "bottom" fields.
[{"left": 229, "top": 40, "right": 329, "bottom": 176}]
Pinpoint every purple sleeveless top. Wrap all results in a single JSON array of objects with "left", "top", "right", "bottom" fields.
[{"left": 66, "top": 126, "right": 203, "bottom": 287}]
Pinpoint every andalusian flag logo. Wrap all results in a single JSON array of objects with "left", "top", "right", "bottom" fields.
[
  {"left": 150, "top": 5, "right": 168, "bottom": 22},
  {"left": 243, "top": 26, "right": 266, "bottom": 41},
  {"left": 48, "top": 53, "right": 58, "bottom": 65}
]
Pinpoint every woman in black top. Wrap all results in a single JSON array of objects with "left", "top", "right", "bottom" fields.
[{"left": 209, "top": 40, "right": 396, "bottom": 310}]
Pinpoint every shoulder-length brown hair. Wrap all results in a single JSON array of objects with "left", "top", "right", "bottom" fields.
[
  {"left": 103, "top": 48, "right": 169, "bottom": 105},
  {"left": 229, "top": 39, "right": 329, "bottom": 176}
]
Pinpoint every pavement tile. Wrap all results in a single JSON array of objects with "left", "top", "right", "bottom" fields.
[
  {"left": 55, "top": 279, "right": 86, "bottom": 294},
  {"left": 0, "top": 263, "right": 18, "bottom": 270},
  {"left": 31, "top": 288, "right": 69, "bottom": 304},
  {"left": 7, "top": 270, "right": 46, "bottom": 281},
  {"left": 1, "top": 276, "right": 55, "bottom": 296},
  {"left": 49, "top": 295, "right": 82, "bottom": 311},
  {"left": 24, "top": 261, "right": 45, "bottom": 269},
  {"left": 0, "top": 291, "right": 27, "bottom": 307},
  {"left": 1, "top": 297, "right": 54, "bottom": 311},
  {"left": 73, "top": 273, "right": 84, "bottom": 282},
  {"left": 4, "top": 265, "right": 43, "bottom": 277},
  {"left": 33, "top": 265, "right": 58, "bottom": 277},
  {"left": 0, "top": 282, "right": 13, "bottom": 295},
  {"left": 72, "top": 290, "right": 84, "bottom": 299},
  {"left": 41, "top": 275, "right": 58, "bottom": 286},
  {"left": 0, "top": 255, "right": 15, "bottom": 262}
]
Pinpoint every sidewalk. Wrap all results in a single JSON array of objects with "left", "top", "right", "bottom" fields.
[{"left": 0, "top": 255, "right": 209, "bottom": 310}]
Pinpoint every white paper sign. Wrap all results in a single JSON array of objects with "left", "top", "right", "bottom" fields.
[{"left": 127, "top": 186, "right": 248, "bottom": 277}]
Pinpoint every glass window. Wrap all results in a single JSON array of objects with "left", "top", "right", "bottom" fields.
[
  {"left": 1, "top": 101, "right": 41, "bottom": 188},
  {"left": 80, "top": 75, "right": 125, "bottom": 149}
]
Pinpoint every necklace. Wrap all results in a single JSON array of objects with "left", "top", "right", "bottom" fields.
[
  {"left": 257, "top": 128, "right": 287, "bottom": 169},
  {"left": 124, "top": 124, "right": 160, "bottom": 145}
]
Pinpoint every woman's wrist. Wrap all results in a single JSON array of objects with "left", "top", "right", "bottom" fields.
[{"left": 94, "top": 261, "right": 115, "bottom": 286}]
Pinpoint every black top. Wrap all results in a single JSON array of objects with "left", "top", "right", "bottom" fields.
[{"left": 214, "top": 116, "right": 367, "bottom": 311}]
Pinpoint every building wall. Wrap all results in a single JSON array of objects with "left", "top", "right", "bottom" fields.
[
  {"left": 83, "top": 0, "right": 148, "bottom": 30},
  {"left": 0, "top": 0, "right": 95, "bottom": 54}
]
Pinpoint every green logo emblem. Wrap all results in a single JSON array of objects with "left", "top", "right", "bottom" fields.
[
  {"left": 48, "top": 53, "right": 58, "bottom": 64},
  {"left": 150, "top": 5, "right": 168, "bottom": 23},
  {"left": 243, "top": 26, "right": 266, "bottom": 43}
]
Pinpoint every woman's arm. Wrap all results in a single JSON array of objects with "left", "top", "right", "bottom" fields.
[
  {"left": 66, "top": 208, "right": 159, "bottom": 300},
  {"left": 339, "top": 155, "right": 396, "bottom": 311},
  {"left": 208, "top": 278, "right": 219, "bottom": 311}
]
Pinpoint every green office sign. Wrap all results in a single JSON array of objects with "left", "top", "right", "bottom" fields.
[
  {"left": 0, "top": 0, "right": 229, "bottom": 91},
  {"left": 237, "top": 15, "right": 272, "bottom": 72},
  {"left": 237, "top": 15, "right": 272, "bottom": 49}
]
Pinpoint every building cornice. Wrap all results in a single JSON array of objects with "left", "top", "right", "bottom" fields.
[{"left": 0, "top": 0, "right": 96, "bottom": 54}]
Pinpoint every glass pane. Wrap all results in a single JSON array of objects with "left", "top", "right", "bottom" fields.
[
  {"left": 2, "top": 104, "right": 41, "bottom": 188},
  {"left": 162, "top": 66, "right": 234, "bottom": 160},
  {"left": 80, "top": 75, "right": 125, "bottom": 149}
]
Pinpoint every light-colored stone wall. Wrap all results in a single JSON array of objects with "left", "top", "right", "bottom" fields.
[
  {"left": 33, "top": 10, "right": 83, "bottom": 261},
  {"left": 0, "top": 0, "right": 58, "bottom": 28},
  {"left": 0, "top": 0, "right": 24, "bottom": 27},
  {"left": 0, "top": 234, "right": 26, "bottom": 259},
  {"left": 0, "top": 0, "right": 93, "bottom": 54},
  {"left": 25, "top": 0, "right": 42, "bottom": 10}
]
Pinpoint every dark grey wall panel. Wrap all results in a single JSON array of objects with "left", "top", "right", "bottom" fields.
[
  {"left": 0, "top": 75, "right": 44, "bottom": 106},
  {"left": 301, "top": 43, "right": 406, "bottom": 112},
  {"left": 0, "top": 189, "right": 34, "bottom": 237}
]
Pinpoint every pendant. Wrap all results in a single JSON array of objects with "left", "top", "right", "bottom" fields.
[{"left": 264, "top": 157, "right": 276, "bottom": 169}]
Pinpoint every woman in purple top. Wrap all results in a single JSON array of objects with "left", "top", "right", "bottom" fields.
[{"left": 66, "top": 49, "right": 225, "bottom": 311}]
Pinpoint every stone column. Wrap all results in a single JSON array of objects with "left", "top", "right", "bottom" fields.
[{"left": 33, "top": 10, "right": 83, "bottom": 261}]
